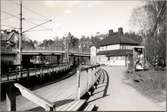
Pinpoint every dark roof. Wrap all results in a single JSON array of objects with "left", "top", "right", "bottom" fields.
[
  {"left": 97, "top": 34, "right": 140, "bottom": 47},
  {"left": 97, "top": 49, "right": 133, "bottom": 56}
]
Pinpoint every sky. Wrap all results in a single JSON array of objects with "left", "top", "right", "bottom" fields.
[{"left": 1, "top": 0, "right": 144, "bottom": 41}]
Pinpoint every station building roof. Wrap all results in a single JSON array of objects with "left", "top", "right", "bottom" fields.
[{"left": 97, "top": 27, "right": 140, "bottom": 48}]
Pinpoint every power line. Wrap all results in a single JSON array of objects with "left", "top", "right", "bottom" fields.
[
  {"left": 23, "top": 18, "right": 46, "bottom": 21},
  {"left": 23, "top": 19, "right": 52, "bottom": 33},
  {"left": 24, "top": 18, "right": 50, "bottom": 30},
  {"left": 9, "top": 0, "right": 55, "bottom": 33},
  {"left": 23, "top": 18, "right": 56, "bottom": 34},
  {"left": 10, "top": 0, "right": 49, "bottom": 21},
  {"left": 1, "top": 10, "right": 20, "bottom": 19},
  {"left": 1, "top": 24, "right": 19, "bottom": 29},
  {"left": 1, "top": 14, "right": 20, "bottom": 20},
  {"left": 22, "top": 5, "right": 49, "bottom": 21},
  {"left": 24, "top": 19, "right": 42, "bottom": 26},
  {"left": 24, "top": 29, "right": 53, "bottom": 32},
  {"left": 3, "top": 1, "right": 57, "bottom": 35},
  {"left": 1, "top": 11, "right": 51, "bottom": 32}
]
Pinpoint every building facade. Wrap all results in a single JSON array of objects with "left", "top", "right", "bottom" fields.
[{"left": 91, "top": 27, "right": 141, "bottom": 66}]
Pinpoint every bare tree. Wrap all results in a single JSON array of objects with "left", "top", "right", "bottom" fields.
[{"left": 129, "top": 0, "right": 166, "bottom": 67}]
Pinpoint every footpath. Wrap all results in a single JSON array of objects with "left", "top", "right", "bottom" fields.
[{"left": 87, "top": 66, "right": 165, "bottom": 111}]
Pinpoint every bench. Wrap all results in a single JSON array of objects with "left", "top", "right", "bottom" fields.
[
  {"left": 14, "top": 83, "right": 86, "bottom": 111},
  {"left": 84, "top": 104, "right": 96, "bottom": 111},
  {"left": 56, "top": 99, "right": 86, "bottom": 111},
  {"left": 14, "top": 83, "right": 55, "bottom": 111}
]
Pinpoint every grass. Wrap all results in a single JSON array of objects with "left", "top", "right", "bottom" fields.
[{"left": 125, "top": 70, "right": 166, "bottom": 102}]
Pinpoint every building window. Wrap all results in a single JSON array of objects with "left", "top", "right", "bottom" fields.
[
  {"left": 108, "top": 57, "right": 110, "bottom": 61},
  {"left": 109, "top": 57, "right": 113, "bottom": 60},
  {"left": 122, "top": 46, "right": 126, "bottom": 49},
  {"left": 99, "top": 57, "right": 101, "bottom": 61},
  {"left": 105, "top": 46, "right": 107, "bottom": 50},
  {"left": 121, "top": 56, "right": 125, "bottom": 60},
  {"left": 121, "top": 45, "right": 126, "bottom": 49},
  {"left": 115, "top": 57, "right": 119, "bottom": 60},
  {"left": 127, "top": 46, "right": 129, "bottom": 49},
  {"left": 118, "top": 56, "right": 121, "bottom": 60}
]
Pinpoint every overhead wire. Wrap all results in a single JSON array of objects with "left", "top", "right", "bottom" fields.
[
  {"left": 23, "top": 20, "right": 52, "bottom": 33},
  {"left": 23, "top": 18, "right": 47, "bottom": 21},
  {"left": 22, "top": 5, "right": 50, "bottom": 21},
  {"left": 1, "top": 10, "right": 20, "bottom": 19},
  {"left": 1, "top": 14, "right": 20, "bottom": 20},
  {"left": 24, "top": 18, "right": 53, "bottom": 31},
  {"left": 2, "top": 0, "right": 57, "bottom": 36},
  {"left": 10, "top": 0, "right": 57, "bottom": 34},
  {"left": 1, "top": 24, "right": 19, "bottom": 29},
  {"left": 24, "top": 29, "right": 53, "bottom": 32},
  {"left": 10, "top": 0, "right": 49, "bottom": 21},
  {"left": 1, "top": 10, "right": 52, "bottom": 33}
]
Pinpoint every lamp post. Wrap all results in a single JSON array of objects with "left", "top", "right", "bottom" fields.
[
  {"left": 76, "top": 44, "right": 81, "bottom": 99},
  {"left": 76, "top": 69, "right": 81, "bottom": 99}
]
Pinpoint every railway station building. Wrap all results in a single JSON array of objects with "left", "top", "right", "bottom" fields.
[{"left": 91, "top": 27, "right": 142, "bottom": 66}]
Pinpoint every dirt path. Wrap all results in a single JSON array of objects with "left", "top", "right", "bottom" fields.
[{"left": 88, "top": 66, "right": 165, "bottom": 111}]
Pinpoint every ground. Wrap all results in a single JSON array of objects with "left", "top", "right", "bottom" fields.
[
  {"left": 88, "top": 66, "right": 166, "bottom": 111},
  {"left": 0, "top": 68, "right": 98, "bottom": 111},
  {"left": 0, "top": 66, "right": 166, "bottom": 111}
]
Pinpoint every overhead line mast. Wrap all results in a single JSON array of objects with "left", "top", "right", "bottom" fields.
[{"left": 19, "top": 0, "right": 23, "bottom": 69}]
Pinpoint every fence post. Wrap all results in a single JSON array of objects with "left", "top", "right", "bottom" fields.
[
  {"left": 15, "top": 70, "right": 18, "bottom": 80},
  {"left": 20, "top": 67, "right": 23, "bottom": 78},
  {"left": 7, "top": 68, "right": 12, "bottom": 80},
  {"left": 7, "top": 73, "right": 9, "bottom": 81},
  {"left": 76, "top": 66, "right": 81, "bottom": 100},
  {"left": 27, "top": 68, "right": 29, "bottom": 79},
  {"left": 20, "top": 66, "right": 22, "bottom": 78},
  {"left": 6, "top": 82, "right": 16, "bottom": 111},
  {"left": 87, "top": 69, "right": 89, "bottom": 91}
]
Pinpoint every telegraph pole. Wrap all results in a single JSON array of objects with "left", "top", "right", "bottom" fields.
[
  {"left": 64, "top": 33, "right": 69, "bottom": 64},
  {"left": 19, "top": 0, "right": 23, "bottom": 73}
]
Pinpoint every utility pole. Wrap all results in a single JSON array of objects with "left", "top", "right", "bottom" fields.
[
  {"left": 19, "top": 0, "right": 23, "bottom": 74},
  {"left": 64, "top": 33, "right": 69, "bottom": 64}
]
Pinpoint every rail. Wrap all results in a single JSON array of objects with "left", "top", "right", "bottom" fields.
[
  {"left": 1, "top": 48, "right": 90, "bottom": 55},
  {"left": 1, "top": 63, "right": 72, "bottom": 82}
]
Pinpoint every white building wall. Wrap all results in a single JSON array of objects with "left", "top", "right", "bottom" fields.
[
  {"left": 96, "top": 55, "right": 107, "bottom": 65},
  {"left": 106, "top": 59, "right": 125, "bottom": 66},
  {"left": 96, "top": 55, "right": 125, "bottom": 66},
  {"left": 95, "top": 44, "right": 143, "bottom": 66}
]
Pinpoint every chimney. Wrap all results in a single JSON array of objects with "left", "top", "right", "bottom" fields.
[
  {"left": 109, "top": 29, "right": 113, "bottom": 36},
  {"left": 118, "top": 27, "right": 123, "bottom": 35}
]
